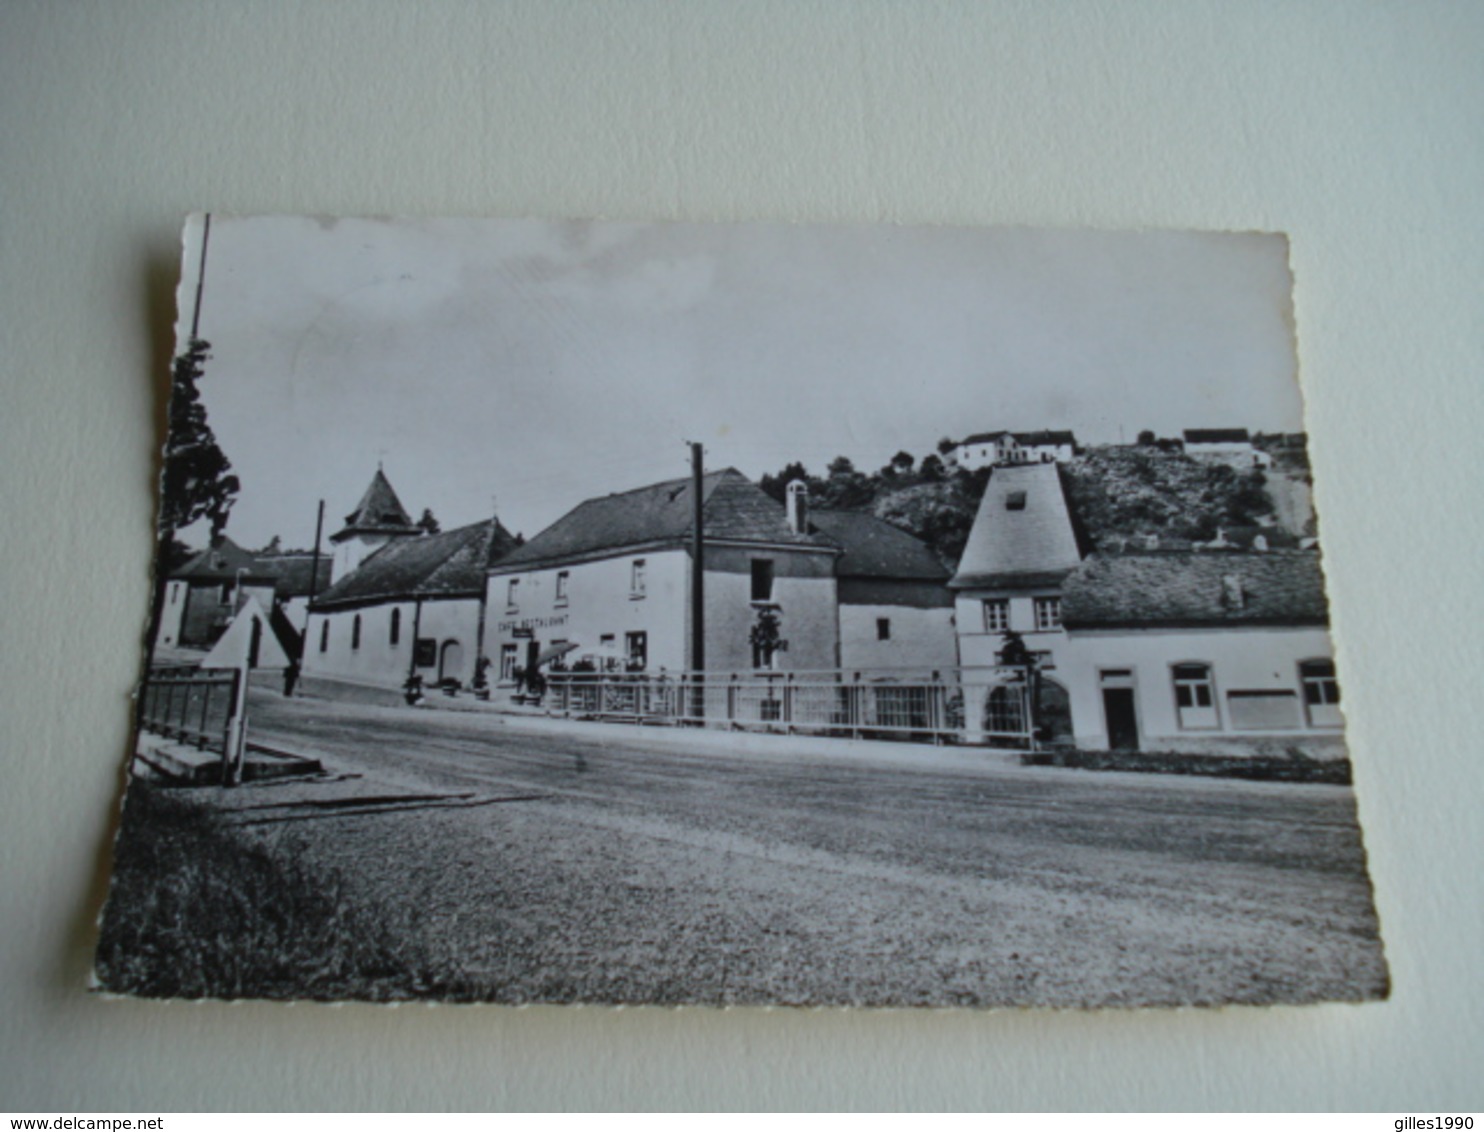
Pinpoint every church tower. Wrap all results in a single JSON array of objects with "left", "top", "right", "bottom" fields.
[{"left": 328, "top": 468, "right": 421, "bottom": 582}]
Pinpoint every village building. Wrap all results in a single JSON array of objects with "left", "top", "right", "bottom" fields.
[
  {"left": 327, "top": 467, "right": 423, "bottom": 582},
  {"left": 155, "top": 536, "right": 279, "bottom": 650},
  {"left": 948, "top": 461, "right": 1088, "bottom": 742},
  {"left": 1181, "top": 428, "right": 1271, "bottom": 468},
  {"left": 250, "top": 550, "right": 332, "bottom": 638},
  {"left": 947, "top": 456, "right": 1342, "bottom": 755},
  {"left": 304, "top": 516, "right": 519, "bottom": 691},
  {"left": 808, "top": 507, "right": 957, "bottom": 672},
  {"left": 485, "top": 469, "right": 841, "bottom": 682},
  {"left": 945, "top": 429, "right": 1077, "bottom": 471},
  {"left": 1058, "top": 550, "right": 1342, "bottom": 757}
]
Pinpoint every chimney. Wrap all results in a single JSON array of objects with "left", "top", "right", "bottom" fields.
[
  {"left": 1221, "top": 573, "right": 1246, "bottom": 611},
  {"left": 786, "top": 479, "right": 809, "bottom": 535}
]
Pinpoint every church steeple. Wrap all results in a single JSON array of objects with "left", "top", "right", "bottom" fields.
[{"left": 328, "top": 468, "right": 420, "bottom": 581}]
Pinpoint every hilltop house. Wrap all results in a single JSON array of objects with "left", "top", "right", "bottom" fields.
[
  {"left": 156, "top": 537, "right": 279, "bottom": 650},
  {"left": 1182, "top": 428, "right": 1271, "bottom": 468},
  {"left": 485, "top": 469, "right": 842, "bottom": 681},
  {"left": 304, "top": 516, "right": 519, "bottom": 691},
  {"left": 946, "top": 430, "right": 1076, "bottom": 471}
]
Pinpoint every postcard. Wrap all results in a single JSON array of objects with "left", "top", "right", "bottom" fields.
[{"left": 95, "top": 215, "right": 1386, "bottom": 1006}]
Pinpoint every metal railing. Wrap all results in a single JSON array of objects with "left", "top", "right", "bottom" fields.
[
  {"left": 541, "top": 667, "right": 1039, "bottom": 747},
  {"left": 137, "top": 666, "right": 248, "bottom": 781}
]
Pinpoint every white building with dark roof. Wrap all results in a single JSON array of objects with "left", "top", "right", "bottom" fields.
[
  {"left": 808, "top": 508, "right": 957, "bottom": 672},
  {"left": 1058, "top": 550, "right": 1342, "bottom": 757},
  {"left": 485, "top": 468, "right": 841, "bottom": 681},
  {"left": 1182, "top": 428, "right": 1271, "bottom": 468},
  {"left": 946, "top": 429, "right": 1077, "bottom": 471},
  {"left": 156, "top": 536, "right": 279, "bottom": 650}
]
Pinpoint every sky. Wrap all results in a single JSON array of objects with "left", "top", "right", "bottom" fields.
[{"left": 177, "top": 215, "right": 1303, "bottom": 551}]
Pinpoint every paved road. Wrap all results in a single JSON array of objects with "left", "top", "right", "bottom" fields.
[{"left": 232, "top": 687, "right": 1389, "bottom": 1007}]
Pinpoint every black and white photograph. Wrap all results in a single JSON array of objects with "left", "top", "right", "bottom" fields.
[{"left": 95, "top": 214, "right": 1388, "bottom": 1008}]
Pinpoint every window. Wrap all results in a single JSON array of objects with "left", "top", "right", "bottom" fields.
[
  {"left": 389, "top": 608, "right": 400, "bottom": 646},
  {"left": 1172, "top": 663, "right": 1219, "bottom": 729},
  {"left": 414, "top": 638, "right": 437, "bottom": 668},
  {"left": 982, "top": 599, "right": 1009, "bottom": 633},
  {"left": 1300, "top": 659, "right": 1343, "bottom": 727},
  {"left": 600, "top": 633, "right": 615, "bottom": 647},
  {"left": 1227, "top": 689, "right": 1300, "bottom": 730},
  {"left": 625, "top": 630, "right": 648, "bottom": 670},
  {"left": 751, "top": 558, "right": 774, "bottom": 602},
  {"left": 220, "top": 581, "right": 235, "bottom": 605},
  {"left": 555, "top": 570, "right": 569, "bottom": 605},
  {"left": 352, "top": 614, "right": 361, "bottom": 650},
  {"left": 1033, "top": 596, "right": 1061, "bottom": 630},
  {"left": 1005, "top": 491, "right": 1027, "bottom": 511},
  {"left": 631, "top": 559, "right": 646, "bottom": 598},
  {"left": 506, "top": 577, "right": 520, "bottom": 610},
  {"left": 500, "top": 643, "right": 519, "bottom": 681},
  {"left": 876, "top": 617, "right": 891, "bottom": 641},
  {"left": 319, "top": 620, "right": 329, "bottom": 653},
  {"left": 168, "top": 585, "right": 178, "bottom": 605}
]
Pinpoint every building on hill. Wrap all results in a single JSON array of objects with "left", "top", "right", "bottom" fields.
[
  {"left": 304, "top": 516, "right": 519, "bottom": 691},
  {"left": 328, "top": 467, "right": 422, "bottom": 582},
  {"left": 156, "top": 536, "right": 279, "bottom": 650},
  {"left": 945, "top": 430, "right": 1077, "bottom": 471},
  {"left": 1058, "top": 549, "right": 1342, "bottom": 757},
  {"left": 1182, "top": 428, "right": 1271, "bottom": 468},
  {"left": 808, "top": 508, "right": 957, "bottom": 672},
  {"left": 485, "top": 469, "right": 841, "bottom": 682}
]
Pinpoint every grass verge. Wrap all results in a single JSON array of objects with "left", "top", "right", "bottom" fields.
[{"left": 1021, "top": 747, "right": 1352, "bottom": 785}]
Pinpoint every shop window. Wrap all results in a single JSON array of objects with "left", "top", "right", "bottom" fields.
[{"left": 625, "top": 630, "right": 648, "bottom": 670}]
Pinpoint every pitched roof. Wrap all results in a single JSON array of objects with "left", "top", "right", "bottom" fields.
[
  {"left": 1183, "top": 428, "right": 1252, "bottom": 445},
  {"left": 958, "top": 430, "right": 1015, "bottom": 446},
  {"left": 252, "top": 553, "right": 333, "bottom": 599},
  {"left": 315, "top": 518, "right": 519, "bottom": 608},
  {"left": 172, "top": 536, "right": 266, "bottom": 582},
  {"left": 331, "top": 468, "right": 418, "bottom": 541},
  {"left": 949, "top": 462, "right": 1084, "bottom": 589},
  {"left": 808, "top": 510, "right": 948, "bottom": 580},
  {"left": 492, "top": 468, "right": 832, "bottom": 573},
  {"left": 1061, "top": 551, "right": 1330, "bottom": 629}
]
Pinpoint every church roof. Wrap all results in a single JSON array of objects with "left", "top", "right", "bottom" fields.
[
  {"left": 1061, "top": 550, "right": 1330, "bottom": 629},
  {"left": 491, "top": 468, "right": 832, "bottom": 573},
  {"left": 808, "top": 510, "right": 947, "bottom": 581},
  {"left": 949, "top": 462, "right": 1085, "bottom": 590},
  {"left": 315, "top": 518, "right": 519, "bottom": 608},
  {"left": 330, "top": 468, "right": 418, "bottom": 541}
]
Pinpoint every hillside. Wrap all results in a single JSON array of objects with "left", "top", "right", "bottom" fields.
[{"left": 761, "top": 443, "right": 1305, "bottom": 572}]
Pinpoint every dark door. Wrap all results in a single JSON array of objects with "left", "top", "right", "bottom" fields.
[
  {"left": 1102, "top": 687, "right": 1139, "bottom": 750},
  {"left": 525, "top": 639, "right": 540, "bottom": 674}
]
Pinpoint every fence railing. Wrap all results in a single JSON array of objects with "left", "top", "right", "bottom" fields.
[
  {"left": 137, "top": 666, "right": 248, "bottom": 780},
  {"left": 541, "top": 668, "right": 1039, "bottom": 747}
]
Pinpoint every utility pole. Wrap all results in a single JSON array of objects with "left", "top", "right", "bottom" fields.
[
  {"left": 689, "top": 441, "right": 705, "bottom": 720},
  {"left": 190, "top": 213, "right": 211, "bottom": 341},
  {"left": 305, "top": 499, "right": 325, "bottom": 661}
]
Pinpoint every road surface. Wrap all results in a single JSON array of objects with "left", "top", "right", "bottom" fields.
[{"left": 223, "top": 686, "right": 1388, "bottom": 1007}]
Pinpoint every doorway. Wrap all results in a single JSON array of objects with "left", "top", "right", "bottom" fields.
[
  {"left": 439, "top": 639, "right": 464, "bottom": 683},
  {"left": 1101, "top": 687, "right": 1139, "bottom": 750}
]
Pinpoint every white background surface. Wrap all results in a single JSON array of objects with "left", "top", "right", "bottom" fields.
[{"left": 2, "top": 1, "right": 1479, "bottom": 1112}]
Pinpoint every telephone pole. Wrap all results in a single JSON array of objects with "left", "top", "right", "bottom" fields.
[{"left": 689, "top": 441, "right": 705, "bottom": 720}]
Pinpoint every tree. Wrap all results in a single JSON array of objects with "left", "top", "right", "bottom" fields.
[
  {"left": 148, "top": 337, "right": 240, "bottom": 656},
  {"left": 937, "top": 436, "right": 957, "bottom": 456},
  {"left": 759, "top": 461, "right": 811, "bottom": 503},
  {"left": 417, "top": 507, "right": 441, "bottom": 534},
  {"left": 919, "top": 453, "right": 946, "bottom": 482},
  {"left": 1137, "top": 429, "right": 1157, "bottom": 446},
  {"left": 159, "top": 339, "right": 239, "bottom": 543}
]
